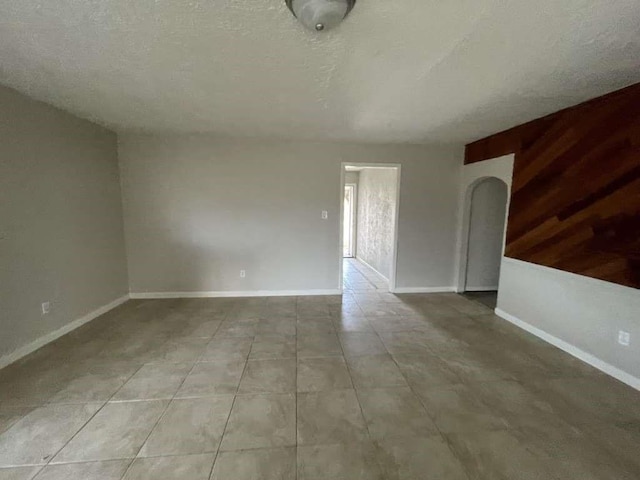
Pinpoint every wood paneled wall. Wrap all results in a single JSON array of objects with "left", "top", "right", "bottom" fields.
[{"left": 465, "top": 84, "right": 640, "bottom": 289}]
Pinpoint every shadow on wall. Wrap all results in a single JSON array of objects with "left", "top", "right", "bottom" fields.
[{"left": 148, "top": 232, "right": 263, "bottom": 294}]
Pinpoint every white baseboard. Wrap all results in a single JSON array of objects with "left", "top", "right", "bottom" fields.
[
  {"left": 354, "top": 257, "right": 389, "bottom": 282},
  {"left": 391, "top": 286, "right": 456, "bottom": 294},
  {"left": 465, "top": 286, "right": 499, "bottom": 292},
  {"left": 0, "top": 294, "right": 130, "bottom": 370},
  {"left": 130, "top": 289, "right": 342, "bottom": 299},
  {"left": 495, "top": 308, "right": 640, "bottom": 392}
]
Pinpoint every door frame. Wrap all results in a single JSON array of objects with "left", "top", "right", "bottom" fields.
[
  {"left": 343, "top": 183, "right": 357, "bottom": 258},
  {"left": 460, "top": 177, "right": 509, "bottom": 292},
  {"left": 455, "top": 154, "right": 514, "bottom": 294},
  {"left": 339, "top": 162, "right": 402, "bottom": 293}
]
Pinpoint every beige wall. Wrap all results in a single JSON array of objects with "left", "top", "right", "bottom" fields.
[
  {"left": 356, "top": 168, "right": 398, "bottom": 280},
  {"left": 498, "top": 258, "right": 640, "bottom": 385},
  {"left": 0, "top": 85, "right": 128, "bottom": 361},
  {"left": 119, "top": 134, "right": 463, "bottom": 295}
]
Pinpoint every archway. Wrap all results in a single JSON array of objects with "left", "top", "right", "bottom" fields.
[{"left": 461, "top": 177, "right": 509, "bottom": 294}]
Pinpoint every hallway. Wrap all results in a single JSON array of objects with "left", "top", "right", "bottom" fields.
[{"left": 343, "top": 258, "right": 388, "bottom": 293}]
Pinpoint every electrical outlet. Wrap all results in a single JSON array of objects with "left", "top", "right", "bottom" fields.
[
  {"left": 321, "top": 210, "right": 328, "bottom": 219},
  {"left": 618, "top": 330, "right": 631, "bottom": 347},
  {"left": 41, "top": 302, "right": 51, "bottom": 315},
  {"left": 240, "top": 270, "right": 246, "bottom": 278}
]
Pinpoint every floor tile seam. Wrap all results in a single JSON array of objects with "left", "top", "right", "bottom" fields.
[
  {"left": 332, "top": 330, "right": 375, "bottom": 446},
  {"left": 34, "top": 399, "right": 105, "bottom": 467},
  {"left": 0, "top": 406, "right": 46, "bottom": 435},
  {"left": 206, "top": 351, "right": 252, "bottom": 479},
  {"left": 41, "top": 361, "right": 148, "bottom": 468},
  {"left": 398, "top": 383, "right": 511, "bottom": 480},
  {"left": 295, "top": 325, "right": 299, "bottom": 480},
  {"left": 432, "top": 431, "right": 475, "bottom": 480},
  {"left": 42, "top": 458, "right": 136, "bottom": 480},
  {"left": 198, "top": 336, "right": 255, "bottom": 363},
  {"left": 94, "top": 363, "right": 160, "bottom": 405},
  {"left": 134, "top": 450, "right": 222, "bottom": 460},
  {"left": 376, "top": 327, "right": 477, "bottom": 477},
  {"left": 381, "top": 338, "right": 475, "bottom": 476},
  {"left": 122, "top": 354, "right": 208, "bottom": 476}
]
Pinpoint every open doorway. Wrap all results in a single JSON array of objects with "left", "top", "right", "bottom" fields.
[
  {"left": 340, "top": 163, "right": 401, "bottom": 293},
  {"left": 461, "top": 177, "right": 509, "bottom": 308}
]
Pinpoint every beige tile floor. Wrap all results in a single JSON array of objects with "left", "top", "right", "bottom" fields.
[{"left": 0, "top": 259, "right": 639, "bottom": 479}]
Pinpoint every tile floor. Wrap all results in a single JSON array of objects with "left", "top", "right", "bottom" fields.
[
  {"left": 0, "top": 259, "right": 639, "bottom": 479},
  {"left": 461, "top": 291, "right": 498, "bottom": 310}
]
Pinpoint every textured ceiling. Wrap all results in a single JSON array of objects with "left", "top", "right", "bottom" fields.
[{"left": 1, "top": 0, "right": 639, "bottom": 144}]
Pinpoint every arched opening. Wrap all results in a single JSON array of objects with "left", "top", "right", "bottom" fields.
[{"left": 461, "top": 177, "right": 509, "bottom": 304}]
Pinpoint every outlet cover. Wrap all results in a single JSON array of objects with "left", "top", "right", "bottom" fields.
[
  {"left": 321, "top": 210, "right": 328, "bottom": 220},
  {"left": 618, "top": 330, "right": 631, "bottom": 347},
  {"left": 240, "top": 270, "right": 246, "bottom": 278},
  {"left": 41, "top": 302, "right": 51, "bottom": 315}
]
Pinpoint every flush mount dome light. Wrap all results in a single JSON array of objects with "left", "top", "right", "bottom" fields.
[{"left": 286, "top": 0, "right": 356, "bottom": 32}]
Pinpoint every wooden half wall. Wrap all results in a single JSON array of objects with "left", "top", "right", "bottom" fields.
[{"left": 465, "top": 84, "right": 640, "bottom": 289}]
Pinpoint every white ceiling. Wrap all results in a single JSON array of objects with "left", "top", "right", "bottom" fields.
[{"left": 1, "top": 0, "right": 639, "bottom": 144}]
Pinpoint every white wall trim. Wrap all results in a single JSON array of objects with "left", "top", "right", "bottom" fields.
[
  {"left": 391, "top": 286, "right": 456, "bottom": 294},
  {"left": 0, "top": 294, "right": 130, "bottom": 370},
  {"left": 344, "top": 182, "right": 358, "bottom": 258},
  {"left": 465, "top": 285, "right": 499, "bottom": 292},
  {"left": 495, "top": 307, "right": 640, "bottom": 392},
  {"left": 355, "top": 256, "right": 389, "bottom": 282},
  {"left": 130, "top": 289, "right": 342, "bottom": 299}
]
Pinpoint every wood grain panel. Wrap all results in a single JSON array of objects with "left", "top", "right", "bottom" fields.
[{"left": 464, "top": 83, "right": 640, "bottom": 289}]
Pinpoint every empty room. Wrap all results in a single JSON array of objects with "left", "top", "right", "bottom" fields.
[{"left": 0, "top": 1, "right": 639, "bottom": 479}]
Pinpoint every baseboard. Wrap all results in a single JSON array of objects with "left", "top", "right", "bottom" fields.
[
  {"left": 0, "top": 294, "right": 130, "bottom": 370},
  {"left": 391, "top": 286, "right": 456, "bottom": 294},
  {"left": 494, "top": 308, "right": 640, "bottom": 392},
  {"left": 465, "top": 286, "right": 498, "bottom": 292},
  {"left": 354, "top": 257, "right": 389, "bottom": 282},
  {"left": 130, "top": 289, "right": 342, "bottom": 299}
]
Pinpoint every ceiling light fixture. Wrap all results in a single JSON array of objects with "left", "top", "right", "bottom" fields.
[{"left": 286, "top": 0, "right": 356, "bottom": 32}]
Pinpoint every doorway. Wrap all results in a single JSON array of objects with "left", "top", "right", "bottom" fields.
[
  {"left": 461, "top": 177, "right": 509, "bottom": 306},
  {"left": 339, "top": 163, "right": 401, "bottom": 293}
]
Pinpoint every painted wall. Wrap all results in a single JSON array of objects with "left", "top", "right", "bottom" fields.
[
  {"left": 118, "top": 135, "right": 463, "bottom": 294},
  {"left": 0, "top": 85, "right": 128, "bottom": 362},
  {"left": 465, "top": 178, "right": 508, "bottom": 290},
  {"left": 498, "top": 258, "right": 640, "bottom": 384},
  {"left": 356, "top": 168, "right": 398, "bottom": 280}
]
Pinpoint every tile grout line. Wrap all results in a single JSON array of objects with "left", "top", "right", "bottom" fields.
[
  {"left": 37, "top": 359, "right": 148, "bottom": 472},
  {"left": 373, "top": 300, "right": 483, "bottom": 480},
  {"left": 350, "top": 284, "right": 474, "bottom": 478},
  {"left": 205, "top": 333, "right": 254, "bottom": 480},
  {"left": 294, "top": 297, "right": 299, "bottom": 480},
  {"left": 340, "top": 283, "right": 391, "bottom": 476},
  {"left": 333, "top": 299, "right": 376, "bottom": 444},
  {"left": 0, "top": 301, "right": 224, "bottom": 475},
  {"left": 120, "top": 307, "right": 229, "bottom": 480}
]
